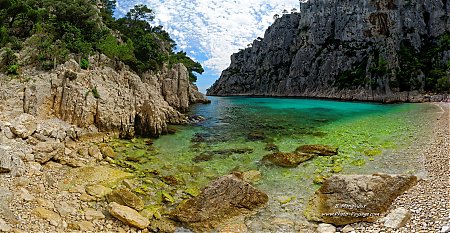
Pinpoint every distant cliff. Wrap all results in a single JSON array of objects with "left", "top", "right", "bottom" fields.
[{"left": 207, "top": 0, "right": 450, "bottom": 102}]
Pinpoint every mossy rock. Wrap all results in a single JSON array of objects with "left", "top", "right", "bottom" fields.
[
  {"left": 60, "top": 166, "right": 132, "bottom": 190},
  {"left": 296, "top": 145, "right": 338, "bottom": 156},
  {"left": 262, "top": 152, "right": 315, "bottom": 167},
  {"left": 107, "top": 188, "right": 145, "bottom": 211}
]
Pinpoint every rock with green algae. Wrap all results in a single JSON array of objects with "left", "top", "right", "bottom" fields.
[
  {"left": 85, "top": 185, "right": 112, "bottom": 198},
  {"left": 296, "top": 145, "right": 338, "bottom": 156},
  {"left": 171, "top": 174, "right": 268, "bottom": 232},
  {"left": 304, "top": 173, "right": 417, "bottom": 225},
  {"left": 60, "top": 166, "right": 132, "bottom": 190},
  {"left": 106, "top": 188, "right": 145, "bottom": 211},
  {"left": 262, "top": 152, "right": 315, "bottom": 167}
]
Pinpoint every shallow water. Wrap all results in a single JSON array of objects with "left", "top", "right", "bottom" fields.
[{"left": 109, "top": 97, "right": 438, "bottom": 231}]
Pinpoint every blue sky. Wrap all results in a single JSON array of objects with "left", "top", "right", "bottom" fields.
[{"left": 115, "top": 0, "right": 299, "bottom": 93}]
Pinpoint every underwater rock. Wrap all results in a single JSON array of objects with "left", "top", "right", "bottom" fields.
[
  {"left": 304, "top": 173, "right": 417, "bottom": 225},
  {"left": 262, "top": 152, "right": 315, "bottom": 167},
  {"left": 193, "top": 148, "right": 254, "bottom": 163},
  {"left": 264, "top": 142, "right": 279, "bottom": 152},
  {"left": 107, "top": 188, "right": 145, "bottom": 211},
  {"left": 233, "top": 170, "right": 262, "bottom": 183},
  {"left": 171, "top": 174, "right": 268, "bottom": 231},
  {"left": 247, "top": 132, "right": 266, "bottom": 141},
  {"left": 108, "top": 202, "right": 150, "bottom": 229},
  {"left": 296, "top": 145, "right": 338, "bottom": 156}
]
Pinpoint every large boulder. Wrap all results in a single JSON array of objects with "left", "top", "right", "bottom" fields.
[
  {"left": 10, "top": 113, "right": 37, "bottom": 139},
  {"left": 171, "top": 174, "right": 268, "bottom": 231},
  {"left": 33, "top": 142, "right": 64, "bottom": 164},
  {"left": 304, "top": 174, "right": 417, "bottom": 225},
  {"left": 0, "top": 146, "right": 25, "bottom": 176}
]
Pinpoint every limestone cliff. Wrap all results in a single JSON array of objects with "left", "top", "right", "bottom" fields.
[
  {"left": 0, "top": 55, "right": 208, "bottom": 138},
  {"left": 207, "top": 0, "right": 450, "bottom": 102}
]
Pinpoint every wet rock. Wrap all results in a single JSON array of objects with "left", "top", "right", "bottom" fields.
[
  {"left": 108, "top": 202, "right": 150, "bottom": 229},
  {"left": 264, "top": 142, "right": 279, "bottom": 151},
  {"left": 107, "top": 188, "right": 144, "bottom": 211},
  {"left": 148, "top": 218, "right": 178, "bottom": 233},
  {"left": 192, "top": 153, "right": 213, "bottom": 163},
  {"left": 317, "top": 223, "right": 336, "bottom": 233},
  {"left": 10, "top": 113, "right": 37, "bottom": 139},
  {"left": 240, "top": 170, "right": 262, "bottom": 183},
  {"left": 383, "top": 207, "right": 412, "bottom": 229},
  {"left": 85, "top": 184, "right": 112, "bottom": 198},
  {"left": 262, "top": 152, "right": 315, "bottom": 167},
  {"left": 296, "top": 145, "right": 338, "bottom": 156},
  {"left": 247, "top": 132, "right": 266, "bottom": 141},
  {"left": 193, "top": 148, "right": 254, "bottom": 163},
  {"left": 172, "top": 174, "right": 268, "bottom": 231},
  {"left": 304, "top": 174, "right": 418, "bottom": 225}
]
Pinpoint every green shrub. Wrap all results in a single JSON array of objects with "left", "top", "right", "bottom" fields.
[
  {"left": 91, "top": 87, "right": 100, "bottom": 99},
  {"left": 3, "top": 48, "right": 17, "bottom": 66},
  {"left": 80, "top": 58, "right": 89, "bottom": 69},
  {"left": 7, "top": 64, "right": 19, "bottom": 75}
]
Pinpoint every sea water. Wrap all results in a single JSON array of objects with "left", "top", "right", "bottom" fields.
[{"left": 109, "top": 97, "right": 438, "bottom": 230}]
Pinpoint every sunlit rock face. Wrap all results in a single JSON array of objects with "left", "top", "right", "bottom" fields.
[{"left": 208, "top": 0, "right": 450, "bottom": 102}]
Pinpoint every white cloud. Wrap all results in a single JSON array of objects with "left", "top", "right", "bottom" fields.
[{"left": 116, "top": 0, "right": 299, "bottom": 73}]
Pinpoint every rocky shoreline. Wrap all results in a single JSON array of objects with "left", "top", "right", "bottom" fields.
[{"left": 1, "top": 74, "right": 449, "bottom": 233}]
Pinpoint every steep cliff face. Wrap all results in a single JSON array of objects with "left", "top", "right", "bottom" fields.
[
  {"left": 0, "top": 55, "right": 208, "bottom": 138},
  {"left": 208, "top": 0, "right": 450, "bottom": 102}
]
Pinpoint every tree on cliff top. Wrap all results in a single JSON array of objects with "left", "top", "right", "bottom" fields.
[{"left": 0, "top": 0, "right": 203, "bottom": 82}]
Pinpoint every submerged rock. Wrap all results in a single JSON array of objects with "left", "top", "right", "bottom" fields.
[
  {"left": 296, "top": 145, "right": 338, "bottom": 156},
  {"left": 247, "top": 132, "right": 266, "bottom": 141},
  {"left": 193, "top": 148, "right": 254, "bottom": 163},
  {"left": 108, "top": 202, "right": 150, "bottom": 229},
  {"left": 304, "top": 174, "right": 418, "bottom": 225},
  {"left": 262, "top": 152, "right": 315, "bottom": 167},
  {"left": 171, "top": 174, "right": 268, "bottom": 231}
]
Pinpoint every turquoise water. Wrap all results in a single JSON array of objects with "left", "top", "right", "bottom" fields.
[{"left": 109, "top": 97, "right": 438, "bottom": 228}]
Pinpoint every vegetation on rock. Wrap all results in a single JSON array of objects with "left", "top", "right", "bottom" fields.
[{"left": 0, "top": 0, "right": 203, "bottom": 82}]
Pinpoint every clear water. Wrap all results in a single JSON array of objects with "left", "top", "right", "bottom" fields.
[{"left": 109, "top": 97, "right": 438, "bottom": 230}]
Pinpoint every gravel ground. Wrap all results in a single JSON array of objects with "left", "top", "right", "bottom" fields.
[{"left": 348, "top": 102, "right": 450, "bottom": 233}]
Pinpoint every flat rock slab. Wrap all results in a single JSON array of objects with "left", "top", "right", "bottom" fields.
[
  {"left": 107, "top": 188, "right": 144, "bottom": 211},
  {"left": 108, "top": 202, "right": 150, "bottom": 229},
  {"left": 304, "top": 173, "right": 417, "bottom": 225},
  {"left": 383, "top": 207, "right": 412, "bottom": 229},
  {"left": 171, "top": 174, "right": 268, "bottom": 231}
]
